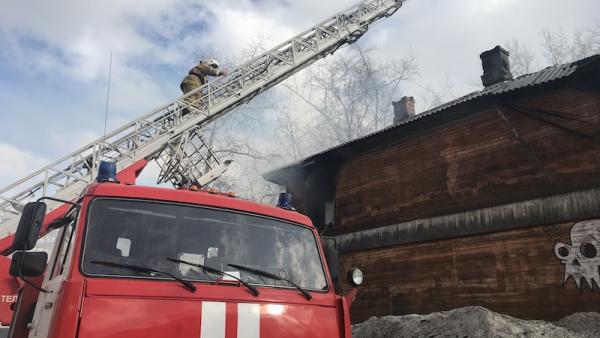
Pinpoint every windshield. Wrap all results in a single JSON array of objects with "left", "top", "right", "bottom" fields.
[{"left": 81, "top": 198, "right": 328, "bottom": 290}]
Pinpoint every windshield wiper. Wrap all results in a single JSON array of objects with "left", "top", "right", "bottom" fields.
[
  {"left": 166, "top": 258, "right": 259, "bottom": 297},
  {"left": 90, "top": 260, "right": 196, "bottom": 292},
  {"left": 228, "top": 263, "right": 312, "bottom": 300}
]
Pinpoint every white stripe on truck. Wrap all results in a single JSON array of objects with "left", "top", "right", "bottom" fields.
[
  {"left": 237, "top": 303, "right": 260, "bottom": 338},
  {"left": 201, "top": 302, "right": 226, "bottom": 338}
]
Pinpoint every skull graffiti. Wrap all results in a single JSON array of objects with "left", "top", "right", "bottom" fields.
[{"left": 554, "top": 220, "right": 600, "bottom": 289}]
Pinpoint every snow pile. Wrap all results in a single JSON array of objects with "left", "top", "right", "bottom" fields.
[
  {"left": 555, "top": 312, "right": 600, "bottom": 338},
  {"left": 352, "top": 306, "right": 600, "bottom": 338}
]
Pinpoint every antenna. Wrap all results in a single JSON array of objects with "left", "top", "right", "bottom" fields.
[{"left": 103, "top": 51, "right": 113, "bottom": 143}]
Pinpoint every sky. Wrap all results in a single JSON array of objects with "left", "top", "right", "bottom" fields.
[{"left": 0, "top": 0, "right": 599, "bottom": 190}]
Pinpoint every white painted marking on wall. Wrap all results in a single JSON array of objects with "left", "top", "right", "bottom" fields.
[{"left": 201, "top": 302, "right": 226, "bottom": 338}]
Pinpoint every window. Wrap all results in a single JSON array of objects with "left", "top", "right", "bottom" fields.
[
  {"left": 50, "top": 215, "right": 76, "bottom": 278},
  {"left": 81, "top": 199, "right": 328, "bottom": 291}
]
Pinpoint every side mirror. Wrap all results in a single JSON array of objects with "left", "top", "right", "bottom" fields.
[
  {"left": 13, "top": 202, "right": 47, "bottom": 251},
  {"left": 322, "top": 237, "right": 339, "bottom": 283},
  {"left": 9, "top": 252, "right": 48, "bottom": 277}
]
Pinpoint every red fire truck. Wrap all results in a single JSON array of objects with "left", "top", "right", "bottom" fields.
[
  {"left": 0, "top": 1, "right": 406, "bottom": 336},
  {"left": 3, "top": 160, "right": 363, "bottom": 338}
]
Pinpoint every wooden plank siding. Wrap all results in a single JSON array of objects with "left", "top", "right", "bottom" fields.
[
  {"left": 264, "top": 67, "right": 600, "bottom": 322},
  {"left": 334, "top": 86, "right": 600, "bottom": 235},
  {"left": 339, "top": 221, "right": 600, "bottom": 323},
  {"left": 330, "top": 83, "right": 600, "bottom": 322}
]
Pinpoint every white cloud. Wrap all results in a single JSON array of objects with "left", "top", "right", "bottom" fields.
[
  {"left": 0, "top": 143, "right": 48, "bottom": 188},
  {"left": 0, "top": 0, "right": 182, "bottom": 79},
  {"left": 462, "top": 0, "right": 519, "bottom": 15},
  {"left": 48, "top": 130, "right": 99, "bottom": 152},
  {"left": 2, "top": 0, "right": 598, "bottom": 88},
  {"left": 204, "top": 7, "right": 295, "bottom": 56}
]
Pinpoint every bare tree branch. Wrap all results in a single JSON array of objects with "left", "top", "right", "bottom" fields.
[
  {"left": 540, "top": 28, "right": 570, "bottom": 65},
  {"left": 505, "top": 38, "right": 536, "bottom": 77}
]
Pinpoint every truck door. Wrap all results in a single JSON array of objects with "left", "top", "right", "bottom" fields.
[{"left": 27, "top": 217, "right": 75, "bottom": 338}]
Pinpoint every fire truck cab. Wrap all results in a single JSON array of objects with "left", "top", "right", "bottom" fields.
[{"left": 6, "top": 173, "right": 361, "bottom": 338}]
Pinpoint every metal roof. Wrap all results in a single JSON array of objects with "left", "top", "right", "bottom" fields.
[{"left": 264, "top": 54, "right": 600, "bottom": 183}]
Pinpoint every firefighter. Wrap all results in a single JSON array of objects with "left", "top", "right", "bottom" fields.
[{"left": 180, "top": 58, "right": 227, "bottom": 114}]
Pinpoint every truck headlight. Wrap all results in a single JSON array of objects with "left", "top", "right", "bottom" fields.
[{"left": 348, "top": 268, "right": 363, "bottom": 287}]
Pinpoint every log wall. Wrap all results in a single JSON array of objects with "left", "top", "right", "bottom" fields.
[
  {"left": 334, "top": 86, "right": 600, "bottom": 234},
  {"left": 339, "top": 221, "right": 600, "bottom": 323}
]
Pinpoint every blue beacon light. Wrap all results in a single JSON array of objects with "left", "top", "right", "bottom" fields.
[
  {"left": 276, "top": 193, "right": 295, "bottom": 210},
  {"left": 96, "top": 161, "right": 119, "bottom": 183}
]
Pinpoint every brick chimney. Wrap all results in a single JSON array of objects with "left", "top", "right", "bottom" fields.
[
  {"left": 480, "top": 45, "right": 513, "bottom": 87},
  {"left": 392, "top": 96, "right": 415, "bottom": 124}
]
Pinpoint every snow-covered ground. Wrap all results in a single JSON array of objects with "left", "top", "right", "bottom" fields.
[{"left": 353, "top": 307, "right": 600, "bottom": 338}]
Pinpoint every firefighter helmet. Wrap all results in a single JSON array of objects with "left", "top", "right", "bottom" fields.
[{"left": 203, "top": 58, "right": 220, "bottom": 69}]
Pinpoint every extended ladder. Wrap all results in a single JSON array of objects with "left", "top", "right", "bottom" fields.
[
  {"left": 156, "top": 126, "right": 232, "bottom": 187},
  {"left": 0, "top": 0, "right": 406, "bottom": 242}
]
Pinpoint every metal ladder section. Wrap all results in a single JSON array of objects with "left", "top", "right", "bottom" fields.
[
  {"left": 155, "top": 126, "right": 232, "bottom": 188},
  {"left": 0, "top": 0, "right": 406, "bottom": 238}
]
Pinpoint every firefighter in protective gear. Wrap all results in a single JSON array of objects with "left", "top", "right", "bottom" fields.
[{"left": 180, "top": 59, "right": 227, "bottom": 113}]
